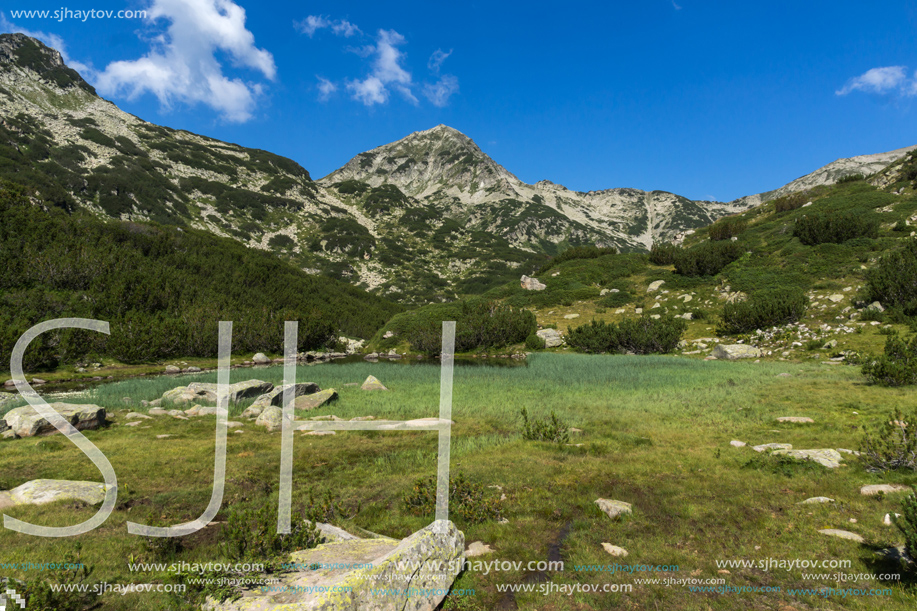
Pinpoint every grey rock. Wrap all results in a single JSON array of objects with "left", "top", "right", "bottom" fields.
[
  {"left": 163, "top": 380, "right": 273, "bottom": 405},
  {"left": 772, "top": 448, "right": 843, "bottom": 468},
  {"left": 466, "top": 541, "right": 493, "bottom": 557},
  {"left": 3, "top": 403, "right": 106, "bottom": 438},
  {"left": 164, "top": 365, "right": 181, "bottom": 373},
  {"left": 383, "top": 331, "right": 394, "bottom": 339},
  {"left": 776, "top": 416, "right": 814, "bottom": 423},
  {"left": 860, "top": 484, "right": 912, "bottom": 496},
  {"left": 601, "top": 543, "right": 628, "bottom": 557},
  {"left": 753, "top": 443, "right": 792, "bottom": 453},
  {"left": 730, "top": 440, "right": 746, "bottom": 447},
  {"left": 251, "top": 383, "right": 321, "bottom": 408},
  {"left": 520, "top": 275, "right": 546, "bottom": 291},
  {"left": 799, "top": 497, "right": 834, "bottom": 504},
  {"left": 314, "top": 522, "right": 360, "bottom": 542},
  {"left": 648, "top": 280, "right": 665, "bottom": 292},
  {"left": 125, "top": 412, "right": 152, "bottom": 420},
  {"left": 252, "top": 353, "right": 272, "bottom": 364},
  {"left": 361, "top": 375, "right": 388, "bottom": 391},
  {"left": 712, "top": 344, "right": 761, "bottom": 360},
  {"left": 595, "top": 498, "right": 632, "bottom": 519},
  {"left": 255, "top": 406, "right": 284, "bottom": 432},
  {"left": 536, "top": 329, "right": 563, "bottom": 348},
  {"left": 295, "top": 389, "right": 338, "bottom": 411},
  {"left": 865, "top": 301, "right": 884, "bottom": 313},
  {"left": 818, "top": 529, "right": 864, "bottom": 543},
  {"left": 6, "top": 479, "right": 110, "bottom": 506}
]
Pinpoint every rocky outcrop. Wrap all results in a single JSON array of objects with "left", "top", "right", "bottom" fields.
[
  {"left": 3, "top": 403, "right": 106, "bottom": 438},
  {"left": 203, "top": 521, "right": 464, "bottom": 611}
]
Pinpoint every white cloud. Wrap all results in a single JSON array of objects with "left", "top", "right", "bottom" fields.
[
  {"left": 428, "top": 48, "right": 451, "bottom": 73},
  {"left": 346, "top": 29, "right": 416, "bottom": 106},
  {"left": 0, "top": 11, "right": 91, "bottom": 73},
  {"left": 94, "top": 0, "right": 275, "bottom": 123},
  {"left": 294, "top": 15, "right": 360, "bottom": 38},
  {"left": 316, "top": 76, "right": 337, "bottom": 101},
  {"left": 836, "top": 65, "right": 915, "bottom": 96},
  {"left": 423, "top": 74, "right": 459, "bottom": 107}
]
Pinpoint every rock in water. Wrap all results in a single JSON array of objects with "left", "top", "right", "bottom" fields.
[
  {"left": 3, "top": 403, "right": 106, "bottom": 438},
  {"left": 520, "top": 275, "right": 546, "bottom": 291},
  {"left": 294, "top": 389, "right": 339, "bottom": 411},
  {"left": 712, "top": 344, "right": 762, "bottom": 360},
  {"left": 203, "top": 521, "right": 464, "bottom": 611},
  {"left": 361, "top": 375, "right": 388, "bottom": 391}
]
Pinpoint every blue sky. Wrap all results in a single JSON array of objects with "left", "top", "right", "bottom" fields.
[{"left": 3, "top": 0, "right": 917, "bottom": 201}]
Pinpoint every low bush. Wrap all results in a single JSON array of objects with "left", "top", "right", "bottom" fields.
[
  {"left": 894, "top": 489, "right": 917, "bottom": 563},
  {"left": 520, "top": 407, "right": 570, "bottom": 443},
  {"left": 858, "top": 407, "right": 917, "bottom": 471},
  {"left": 403, "top": 472, "right": 502, "bottom": 524},
  {"left": 525, "top": 333, "right": 546, "bottom": 350},
  {"left": 649, "top": 242, "right": 679, "bottom": 265},
  {"left": 537, "top": 245, "right": 617, "bottom": 274},
  {"left": 598, "top": 290, "right": 633, "bottom": 308},
  {"left": 773, "top": 191, "right": 810, "bottom": 213},
  {"left": 717, "top": 288, "right": 809, "bottom": 335},
  {"left": 566, "top": 315, "right": 687, "bottom": 354},
  {"left": 708, "top": 216, "right": 747, "bottom": 241},
  {"left": 221, "top": 502, "right": 321, "bottom": 562},
  {"left": 861, "top": 333, "right": 917, "bottom": 387},
  {"left": 863, "top": 239, "right": 917, "bottom": 315},
  {"left": 794, "top": 210, "right": 879, "bottom": 245},
  {"left": 673, "top": 241, "right": 743, "bottom": 277}
]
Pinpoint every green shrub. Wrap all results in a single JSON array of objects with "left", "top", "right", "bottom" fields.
[
  {"left": 794, "top": 210, "right": 879, "bottom": 245},
  {"left": 893, "top": 220, "right": 909, "bottom": 232},
  {"left": 520, "top": 407, "right": 570, "bottom": 443},
  {"left": 525, "top": 333, "right": 546, "bottom": 350},
  {"left": 862, "top": 333, "right": 917, "bottom": 387},
  {"left": 566, "top": 315, "right": 687, "bottom": 354},
  {"left": 649, "top": 242, "right": 679, "bottom": 265},
  {"left": 268, "top": 234, "right": 295, "bottom": 250},
  {"left": 859, "top": 407, "right": 917, "bottom": 471},
  {"left": 19, "top": 550, "right": 95, "bottom": 611},
  {"left": 221, "top": 503, "right": 321, "bottom": 562},
  {"left": 333, "top": 179, "right": 370, "bottom": 195},
  {"left": 773, "top": 192, "right": 810, "bottom": 213},
  {"left": 537, "top": 245, "right": 617, "bottom": 274},
  {"left": 403, "top": 472, "right": 502, "bottom": 524},
  {"left": 717, "top": 288, "right": 809, "bottom": 335},
  {"left": 863, "top": 239, "right": 917, "bottom": 315},
  {"left": 599, "top": 290, "right": 633, "bottom": 308},
  {"left": 894, "top": 489, "right": 917, "bottom": 563},
  {"left": 837, "top": 173, "right": 865, "bottom": 183},
  {"left": 708, "top": 216, "right": 747, "bottom": 241},
  {"left": 673, "top": 241, "right": 743, "bottom": 277}
]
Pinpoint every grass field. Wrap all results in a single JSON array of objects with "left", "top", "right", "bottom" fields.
[{"left": 1, "top": 354, "right": 916, "bottom": 610}]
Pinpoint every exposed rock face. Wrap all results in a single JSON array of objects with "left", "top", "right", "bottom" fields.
[
  {"left": 204, "top": 521, "right": 464, "bottom": 611},
  {"left": 520, "top": 275, "right": 547, "bottom": 291},
  {"left": 712, "top": 344, "right": 762, "bottom": 360},
  {"left": 3, "top": 403, "right": 106, "bottom": 438},
  {"left": 536, "top": 328, "right": 563, "bottom": 348},
  {"left": 3, "top": 479, "right": 109, "bottom": 507}
]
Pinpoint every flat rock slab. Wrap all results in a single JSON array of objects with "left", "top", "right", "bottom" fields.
[
  {"left": 772, "top": 449, "right": 843, "bottom": 468},
  {"left": 595, "top": 499, "right": 632, "bottom": 519},
  {"left": 753, "top": 443, "right": 792, "bottom": 453},
  {"left": 730, "top": 440, "right": 746, "bottom": 447},
  {"left": 125, "top": 412, "right": 152, "bottom": 420},
  {"left": 361, "top": 375, "right": 388, "bottom": 391},
  {"left": 861, "top": 484, "right": 913, "bottom": 496},
  {"left": 466, "top": 541, "right": 493, "bottom": 557},
  {"left": 5, "top": 479, "right": 108, "bottom": 506},
  {"left": 3, "top": 403, "right": 106, "bottom": 438},
  {"left": 204, "top": 521, "right": 463, "bottom": 611},
  {"left": 601, "top": 543, "right": 628, "bottom": 557},
  {"left": 163, "top": 380, "right": 274, "bottom": 405},
  {"left": 251, "top": 383, "right": 321, "bottom": 408},
  {"left": 777, "top": 417, "right": 814, "bottom": 423},
  {"left": 294, "top": 389, "right": 338, "bottom": 411},
  {"left": 712, "top": 344, "right": 761, "bottom": 360},
  {"left": 818, "top": 529, "right": 864, "bottom": 543},
  {"left": 799, "top": 497, "right": 835, "bottom": 504}
]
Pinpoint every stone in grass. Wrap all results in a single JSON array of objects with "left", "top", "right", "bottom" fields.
[
  {"left": 294, "top": 389, "right": 339, "bottom": 411},
  {"left": 776, "top": 417, "right": 814, "bottom": 423},
  {"left": 753, "top": 443, "right": 792, "bottom": 453},
  {"left": 595, "top": 499, "right": 632, "bottom": 519},
  {"left": 818, "top": 529, "right": 864, "bottom": 543},
  {"left": 860, "top": 484, "right": 912, "bottom": 496},
  {"left": 125, "top": 412, "right": 152, "bottom": 420},
  {"left": 601, "top": 543, "right": 628, "bottom": 557},
  {"left": 304, "top": 431, "right": 336, "bottom": 436},
  {"left": 536, "top": 328, "right": 563, "bottom": 348},
  {"left": 712, "top": 344, "right": 761, "bottom": 360},
  {"left": 250, "top": 383, "right": 321, "bottom": 408},
  {"left": 252, "top": 353, "right": 272, "bottom": 364},
  {"left": 772, "top": 449, "right": 843, "bottom": 469},
  {"left": 466, "top": 541, "right": 494, "bottom": 557},
  {"left": 255, "top": 406, "right": 284, "bottom": 433},
  {"left": 730, "top": 440, "right": 746, "bottom": 448},
  {"left": 799, "top": 497, "right": 834, "bottom": 504},
  {"left": 361, "top": 375, "right": 388, "bottom": 391},
  {"left": 2, "top": 479, "right": 110, "bottom": 507},
  {"left": 3, "top": 403, "right": 106, "bottom": 438},
  {"left": 884, "top": 513, "right": 902, "bottom": 526}
]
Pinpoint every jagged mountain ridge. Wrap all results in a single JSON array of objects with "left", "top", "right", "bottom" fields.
[{"left": 2, "top": 33, "right": 914, "bottom": 303}]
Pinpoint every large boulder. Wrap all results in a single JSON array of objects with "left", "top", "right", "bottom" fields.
[
  {"left": 536, "top": 328, "right": 563, "bottom": 348},
  {"left": 520, "top": 275, "right": 546, "bottom": 291},
  {"left": 3, "top": 403, "right": 106, "bottom": 438},
  {"left": 203, "top": 521, "right": 464, "bottom": 611},
  {"left": 251, "top": 383, "right": 321, "bottom": 408},
  {"left": 163, "top": 380, "right": 274, "bottom": 405},
  {"left": 711, "top": 344, "right": 761, "bottom": 360},
  {"left": 252, "top": 353, "right": 272, "bottom": 364},
  {"left": 255, "top": 406, "right": 284, "bottom": 432},
  {"left": 2, "top": 479, "right": 109, "bottom": 507},
  {"left": 295, "top": 389, "right": 338, "bottom": 411},
  {"left": 772, "top": 448, "right": 843, "bottom": 469},
  {"left": 361, "top": 376, "right": 388, "bottom": 391}
]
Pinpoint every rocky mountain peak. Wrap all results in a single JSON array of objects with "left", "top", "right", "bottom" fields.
[{"left": 0, "top": 33, "right": 96, "bottom": 95}]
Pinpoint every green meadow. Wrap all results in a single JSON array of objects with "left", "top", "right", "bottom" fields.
[{"left": 1, "top": 354, "right": 916, "bottom": 610}]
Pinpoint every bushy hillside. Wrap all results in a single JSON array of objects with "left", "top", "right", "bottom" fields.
[{"left": 0, "top": 183, "right": 402, "bottom": 371}]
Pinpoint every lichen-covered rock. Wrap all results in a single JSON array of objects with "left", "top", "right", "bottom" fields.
[
  {"left": 711, "top": 344, "right": 761, "bottom": 360},
  {"left": 536, "top": 328, "right": 563, "bottom": 348},
  {"left": 6, "top": 479, "right": 109, "bottom": 506},
  {"left": 203, "top": 521, "right": 464, "bottom": 611},
  {"left": 595, "top": 499, "right": 632, "bottom": 519},
  {"left": 251, "top": 383, "right": 321, "bottom": 408},
  {"left": 520, "top": 275, "right": 546, "bottom": 291},
  {"left": 772, "top": 448, "right": 843, "bottom": 468},
  {"left": 162, "top": 380, "right": 273, "bottom": 405},
  {"left": 361, "top": 376, "right": 388, "bottom": 391},
  {"left": 255, "top": 406, "right": 284, "bottom": 432},
  {"left": 3, "top": 403, "right": 106, "bottom": 438},
  {"left": 295, "top": 389, "right": 338, "bottom": 411}
]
